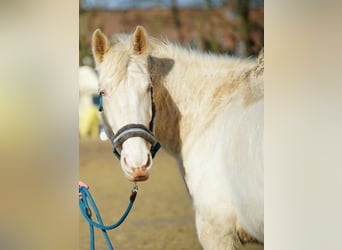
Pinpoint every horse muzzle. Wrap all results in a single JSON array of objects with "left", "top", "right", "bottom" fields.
[
  {"left": 126, "top": 169, "right": 149, "bottom": 182},
  {"left": 122, "top": 160, "right": 150, "bottom": 182},
  {"left": 121, "top": 149, "right": 152, "bottom": 182},
  {"left": 108, "top": 123, "right": 160, "bottom": 182}
]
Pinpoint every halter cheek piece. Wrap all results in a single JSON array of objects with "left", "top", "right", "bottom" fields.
[{"left": 98, "top": 87, "right": 161, "bottom": 160}]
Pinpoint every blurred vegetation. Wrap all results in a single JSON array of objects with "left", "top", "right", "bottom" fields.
[{"left": 79, "top": 0, "right": 263, "bottom": 67}]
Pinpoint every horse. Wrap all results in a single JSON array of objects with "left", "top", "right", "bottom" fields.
[{"left": 91, "top": 25, "right": 264, "bottom": 250}]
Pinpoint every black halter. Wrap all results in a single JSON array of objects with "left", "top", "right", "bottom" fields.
[{"left": 98, "top": 86, "right": 161, "bottom": 160}]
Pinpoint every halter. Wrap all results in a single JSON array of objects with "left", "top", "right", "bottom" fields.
[{"left": 98, "top": 86, "right": 161, "bottom": 160}]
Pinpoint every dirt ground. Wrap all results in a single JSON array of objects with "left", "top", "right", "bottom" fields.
[{"left": 79, "top": 139, "right": 263, "bottom": 250}]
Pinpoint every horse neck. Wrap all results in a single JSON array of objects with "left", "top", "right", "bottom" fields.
[{"left": 149, "top": 43, "right": 258, "bottom": 157}]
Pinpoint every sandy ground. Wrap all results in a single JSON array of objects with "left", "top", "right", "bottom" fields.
[{"left": 79, "top": 139, "right": 263, "bottom": 250}]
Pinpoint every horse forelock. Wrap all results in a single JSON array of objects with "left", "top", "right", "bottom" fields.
[
  {"left": 98, "top": 33, "right": 154, "bottom": 94},
  {"left": 97, "top": 36, "right": 131, "bottom": 93}
]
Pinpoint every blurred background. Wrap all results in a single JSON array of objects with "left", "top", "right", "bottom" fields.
[{"left": 80, "top": 0, "right": 263, "bottom": 67}]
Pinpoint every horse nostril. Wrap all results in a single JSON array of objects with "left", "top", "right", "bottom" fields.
[
  {"left": 123, "top": 156, "right": 129, "bottom": 167},
  {"left": 143, "top": 153, "right": 152, "bottom": 169}
]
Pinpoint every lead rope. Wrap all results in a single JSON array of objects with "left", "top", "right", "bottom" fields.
[{"left": 79, "top": 183, "right": 138, "bottom": 250}]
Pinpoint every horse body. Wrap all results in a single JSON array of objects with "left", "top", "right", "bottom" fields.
[
  {"left": 149, "top": 39, "right": 264, "bottom": 244},
  {"left": 92, "top": 26, "right": 263, "bottom": 249}
]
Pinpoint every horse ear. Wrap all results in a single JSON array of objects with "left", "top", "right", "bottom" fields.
[
  {"left": 92, "top": 29, "right": 110, "bottom": 65},
  {"left": 131, "top": 25, "right": 149, "bottom": 55}
]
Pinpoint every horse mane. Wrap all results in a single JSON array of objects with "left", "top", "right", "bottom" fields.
[
  {"left": 147, "top": 36, "right": 264, "bottom": 111},
  {"left": 241, "top": 49, "right": 264, "bottom": 106},
  {"left": 102, "top": 31, "right": 263, "bottom": 124},
  {"left": 106, "top": 31, "right": 264, "bottom": 103}
]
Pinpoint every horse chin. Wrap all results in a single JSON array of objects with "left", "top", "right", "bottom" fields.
[{"left": 125, "top": 173, "right": 149, "bottom": 182}]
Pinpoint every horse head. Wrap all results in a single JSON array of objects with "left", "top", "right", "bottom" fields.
[{"left": 92, "top": 26, "right": 157, "bottom": 182}]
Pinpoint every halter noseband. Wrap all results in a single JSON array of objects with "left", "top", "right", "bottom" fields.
[
  {"left": 98, "top": 87, "right": 161, "bottom": 160},
  {"left": 111, "top": 123, "right": 160, "bottom": 160}
]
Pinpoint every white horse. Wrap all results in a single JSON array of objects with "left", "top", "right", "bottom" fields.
[{"left": 92, "top": 26, "right": 264, "bottom": 249}]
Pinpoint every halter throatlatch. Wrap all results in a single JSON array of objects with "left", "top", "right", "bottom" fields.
[{"left": 98, "top": 89, "right": 161, "bottom": 160}]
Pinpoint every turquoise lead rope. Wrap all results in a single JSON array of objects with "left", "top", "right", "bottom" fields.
[{"left": 79, "top": 183, "right": 138, "bottom": 250}]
